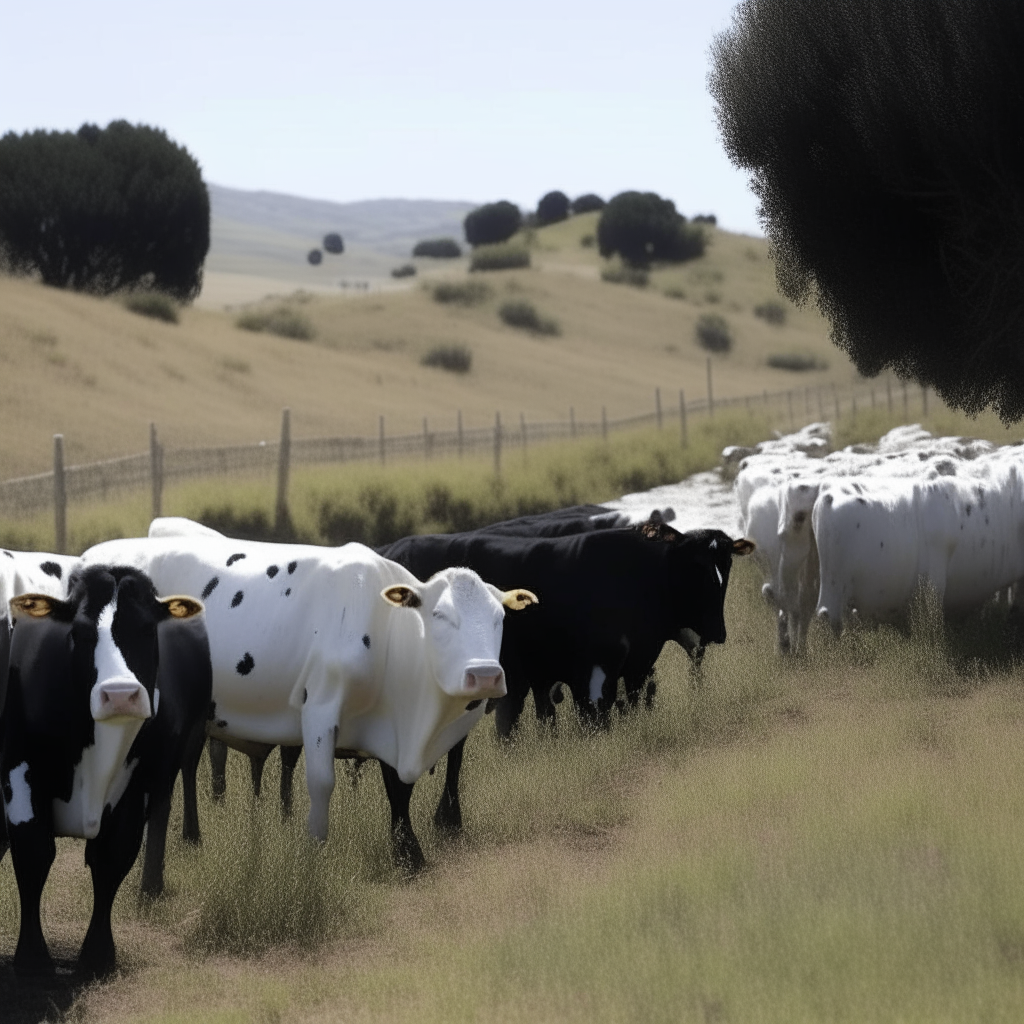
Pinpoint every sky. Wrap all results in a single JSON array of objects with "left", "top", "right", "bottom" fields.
[{"left": 1, "top": 0, "right": 762, "bottom": 235}]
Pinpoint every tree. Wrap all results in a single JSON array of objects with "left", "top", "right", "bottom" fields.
[
  {"left": 709, "top": 0, "right": 1024, "bottom": 421},
  {"left": 571, "top": 193, "right": 605, "bottom": 214},
  {"left": 463, "top": 201, "right": 521, "bottom": 247},
  {"left": 0, "top": 121, "right": 209, "bottom": 301},
  {"left": 412, "top": 237, "right": 462, "bottom": 258},
  {"left": 307, "top": 249, "right": 323, "bottom": 265},
  {"left": 323, "top": 232, "right": 344, "bottom": 255},
  {"left": 597, "top": 191, "right": 705, "bottom": 268},
  {"left": 536, "top": 191, "right": 570, "bottom": 226}
]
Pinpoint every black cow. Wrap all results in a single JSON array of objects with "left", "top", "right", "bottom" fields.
[
  {"left": 0, "top": 565, "right": 210, "bottom": 977},
  {"left": 473, "top": 504, "right": 675, "bottom": 538}
]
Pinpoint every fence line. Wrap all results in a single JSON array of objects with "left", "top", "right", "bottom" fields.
[{"left": 1, "top": 377, "right": 932, "bottom": 548}]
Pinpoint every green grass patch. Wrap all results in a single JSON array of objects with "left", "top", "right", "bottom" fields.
[
  {"left": 123, "top": 292, "right": 179, "bottom": 324},
  {"left": 236, "top": 305, "right": 315, "bottom": 340}
]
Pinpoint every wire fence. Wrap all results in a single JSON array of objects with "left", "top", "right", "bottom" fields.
[{"left": 0, "top": 366, "right": 932, "bottom": 552}]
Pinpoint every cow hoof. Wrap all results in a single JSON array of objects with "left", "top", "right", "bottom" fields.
[{"left": 13, "top": 953, "right": 56, "bottom": 979}]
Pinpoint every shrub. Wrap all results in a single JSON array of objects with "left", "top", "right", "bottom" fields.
[
  {"left": 572, "top": 193, "right": 605, "bottom": 214},
  {"left": 536, "top": 190, "right": 570, "bottom": 226},
  {"left": 598, "top": 191, "right": 706, "bottom": 268},
  {"left": 421, "top": 344, "right": 472, "bottom": 373},
  {"left": 601, "top": 265, "right": 649, "bottom": 288},
  {"left": 123, "top": 291, "right": 179, "bottom": 323},
  {"left": 323, "top": 232, "right": 344, "bottom": 255},
  {"left": 0, "top": 121, "right": 209, "bottom": 300},
  {"left": 498, "top": 300, "right": 560, "bottom": 336},
  {"left": 236, "top": 305, "right": 315, "bottom": 340},
  {"left": 664, "top": 287, "right": 687, "bottom": 300},
  {"left": 695, "top": 313, "right": 732, "bottom": 353},
  {"left": 412, "top": 237, "right": 462, "bottom": 258},
  {"left": 464, "top": 201, "right": 522, "bottom": 247},
  {"left": 754, "top": 300, "right": 787, "bottom": 325},
  {"left": 391, "top": 263, "right": 416, "bottom": 278},
  {"left": 692, "top": 214, "right": 718, "bottom": 225},
  {"left": 431, "top": 281, "right": 490, "bottom": 306},
  {"left": 307, "top": 248, "right": 323, "bottom": 266},
  {"left": 767, "top": 352, "right": 827, "bottom": 371},
  {"left": 470, "top": 244, "right": 531, "bottom": 272}
]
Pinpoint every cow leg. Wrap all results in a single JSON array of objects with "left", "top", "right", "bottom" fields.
[
  {"left": 433, "top": 739, "right": 464, "bottom": 834},
  {"left": 9, "top": 818, "right": 57, "bottom": 975},
  {"left": 378, "top": 761, "right": 425, "bottom": 872},
  {"left": 249, "top": 748, "right": 270, "bottom": 800},
  {"left": 180, "top": 718, "right": 206, "bottom": 846},
  {"left": 140, "top": 790, "right": 172, "bottom": 899},
  {"left": 301, "top": 700, "right": 342, "bottom": 841},
  {"left": 81, "top": 794, "right": 146, "bottom": 978},
  {"left": 0, "top": 810, "right": 8, "bottom": 863},
  {"left": 208, "top": 737, "right": 228, "bottom": 802},
  {"left": 279, "top": 745, "right": 302, "bottom": 818},
  {"left": 493, "top": 686, "right": 527, "bottom": 740}
]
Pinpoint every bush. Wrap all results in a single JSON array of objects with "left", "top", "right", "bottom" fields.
[
  {"left": 236, "top": 305, "right": 315, "bottom": 340},
  {"left": 695, "top": 314, "right": 732, "bottom": 353},
  {"left": 498, "top": 300, "right": 560, "bottom": 336},
  {"left": 464, "top": 201, "right": 522, "bottom": 246},
  {"left": 692, "top": 214, "right": 717, "bottom": 225},
  {"left": 601, "top": 265, "right": 649, "bottom": 288},
  {"left": 307, "top": 249, "right": 323, "bottom": 266},
  {"left": 420, "top": 344, "right": 472, "bottom": 374},
  {"left": 0, "top": 121, "right": 209, "bottom": 300},
  {"left": 412, "top": 237, "right": 462, "bottom": 259},
  {"left": 470, "top": 244, "right": 531, "bottom": 272},
  {"left": 754, "top": 300, "right": 787, "bottom": 325},
  {"left": 664, "top": 287, "right": 687, "bottom": 300},
  {"left": 597, "top": 191, "right": 705, "bottom": 268},
  {"left": 572, "top": 193, "right": 605, "bottom": 214},
  {"left": 391, "top": 264, "right": 416, "bottom": 278},
  {"left": 431, "top": 281, "right": 490, "bottom": 306},
  {"left": 767, "top": 352, "right": 827, "bottom": 371},
  {"left": 123, "top": 291, "right": 179, "bottom": 323},
  {"left": 536, "top": 191, "right": 570, "bottom": 226},
  {"left": 323, "top": 232, "right": 344, "bottom": 255}
]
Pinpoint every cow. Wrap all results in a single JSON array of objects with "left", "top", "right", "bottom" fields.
[
  {"left": 81, "top": 533, "right": 537, "bottom": 870},
  {"left": 0, "top": 565, "right": 209, "bottom": 977}
]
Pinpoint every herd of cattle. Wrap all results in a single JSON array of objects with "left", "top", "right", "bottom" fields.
[{"left": 2, "top": 420, "right": 1020, "bottom": 979}]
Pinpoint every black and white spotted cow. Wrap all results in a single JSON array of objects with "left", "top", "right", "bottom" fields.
[
  {"left": 0, "top": 565, "right": 210, "bottom": 976},
  {"left": 81, "top": 533, "right": 536, "bottom": 869}
]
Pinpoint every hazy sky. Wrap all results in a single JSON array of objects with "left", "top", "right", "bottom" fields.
[{"left": 2, "top": 0, "right": 761, "bottom": 234}]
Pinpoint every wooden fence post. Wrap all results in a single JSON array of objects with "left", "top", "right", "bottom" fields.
[
  {"left": 887, "top": 379, "right": 893, "bottom": 414},
  {"left": 787, "top": 390, "right": 794, "bottom": 430},
  {"left": 493, "top": 412, "right": 502, "bottom": 477},
  {"left": 851, "top": 395, "right": 857, "bottom": 423},
  {"left": 902, "top": 381, "right": 909, "bottom": 418},
  {"left": 679, "top": 390, "right": 688, "bottom": 448},
  {"left": 378, "top": 415, "right": 386, "bottom": 465},
  {"left": 457, "top": 410, "right": 463, "bottom": 459},
  {"left": 150, "top": 422, "right": 163, "bottom": 522},
  {"left": 817, "top": 386, "right": 824, "bottom": 420},
  {"left": 53, "top": 434, "right": 67, "bottom": 555},
  {"left": 274, "top": 408, "right": 291, "bottom": 534},
  {"left": 833, "top": 383, "right": 840, "bottom": 422},
  {"left": 601, "top": 406, "right": 608, "bottom": 441},
  {"left": 707, "top": 358, "right": 714, "bottom": 417},
  {"left": 922, "top": 386, "right": 928, "bottom": 416},
  {"left": 655, "top": 388, "right": 663, "bottom": 430}
]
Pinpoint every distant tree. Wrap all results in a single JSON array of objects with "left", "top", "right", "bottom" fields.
[
  {"left": 536, "top": 191, "right": 570, "bottom": 226},
  {"left": 307, "top": 248, "right": 323, "bottom": 265},
  {"left": 597, "top": 191, "right": 705, "bottom": 268},
  {"left": 412, "top": 237, "right": 462, "bottom": 258},
  {"left": 692, "top": 214, "right": 717, "bottom": 226},
  {"left": 709, "top": 0, "right": 1024, "bottom": 421},
  {"left": 571, "top": 193, "right": 605, "bottom": 214},
  {"left": 323, "top": 232, "right": 344, "bottom": 254},
  {"left": 463, "top": 201, "right": 521, "bottom": 247},
  {"left": 0, "top": 121, "right": 209, "bottom": 300}
]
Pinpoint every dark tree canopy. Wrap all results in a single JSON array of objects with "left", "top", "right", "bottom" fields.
[
  {"left": 307, "top": 248, "right": 323, "bottom": 265},
  {"left": 0, "top": 121, "right": 209, "bottom": 301},
  {"left": 597, "top": 191, "right": 705, "bottom": 268},
  {"left": 536, "top": 190, "right": 570, "bottom": 226},
  {"left": 710, "top": 0, "right": 1024, "bottom": 421},
  {"left": 323, "top": 232, "right": 344, "bottom": 255},
  {"left": 464, "top": 201, "right": 522, "bottom": 247},
  {"left": 412, "top": 237, "right": 462, "bottom": 258},
  {"left": 572, "top": 193, "right": 605, "bottom": 214}
]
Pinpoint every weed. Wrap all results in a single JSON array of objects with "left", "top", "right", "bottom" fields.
[
  {"left": 236, "top": 306, "right": 315, "bottom": 341},
  {"left": 124, "top": 292, "right": 179, "bottom": 324}
]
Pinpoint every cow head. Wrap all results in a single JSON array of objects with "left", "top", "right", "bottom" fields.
[{"left": 381, "top": 569, "right": 537, "bottom": 701}]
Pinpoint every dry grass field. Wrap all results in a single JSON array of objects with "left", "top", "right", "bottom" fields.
[{"left": 0, "top": 213, "right": 851, "bottom": 481}]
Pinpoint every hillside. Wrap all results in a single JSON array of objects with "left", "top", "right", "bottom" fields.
[{"left": 0, "top": 213, "right": 855, "bottom": 481}]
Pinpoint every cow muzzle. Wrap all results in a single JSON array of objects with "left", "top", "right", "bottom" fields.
[
  {"left": 91, "top": 678, "right": 152, "bottom": 722},
  {"left": 461, "top": 661, "right": 507, "bottom": 699}
]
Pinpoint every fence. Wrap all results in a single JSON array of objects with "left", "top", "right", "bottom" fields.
[{"left": 0, "top": 362, "right": 931, "bottom": 552}]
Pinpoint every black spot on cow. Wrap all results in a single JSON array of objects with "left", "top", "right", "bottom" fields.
[
  {"left": 216, "top": 719, "right": 228, "bottom": 729},
  {"left": 40, "top": 561, "right": 62, "bottom": 580},
  {"left": 317, "top": 736, "right": 322, "bottom": 748},
  {"left": 880, "top": 541, "right": 884, "bottom": 548},
  {"left": 266, "top": 565, "right": 279, "bottom": 578},
  {"left": 465, "top": 699, "right": 482, "bottom": 711},
  {"left": 3, "top": 550, "right": 13, "bottom": 558},
  {"left": 856, "top": 497, "right": 866, "bottom": 506},
  {"left": 236, "top": 652, "right": 255, "bottom": 675},
  {"left": 207, "top": 702, "right": 217, "bottom": 721},
  {"left": 202, "top": 576, "right": 220, "bottom": 599},
  {"left": 287, "top": 561, "right": 297, "bottom": 574},
  {"left": 231, "top": 591, "right": 244, "bottom": 608},
  {"left": 966, "top": 505, "right": 973, "bottom": 516},
  {"left": 362, "top": 634, "right": 371, "bottom": 649},
  {"left": 285, "top": 588, "right": 291, "bottom": 596},
  {"left": 227, "top": 553, "right": 246, "bottom": 567},
  {"left": 302, "top": 688, "right": 307, "bottom": 704}
]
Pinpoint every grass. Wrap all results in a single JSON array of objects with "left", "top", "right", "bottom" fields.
[
  {"left": 470, "top": 244, "right": 531, "bottom": 272},
  {"left": 498, "top": 299, "right": 560, "bottom": 336},
  {"left": 123, "top": 292, "right": 179, "bottom": 324},
  {"left": 431, "top": 280, "right": 490, "bottom": 306},
  {"left": 235, "top": 305, "right": 315, "bottom": 340},
  {"left": 601, "top": 264, "right": 649, "bottom": 287},
  {"left": 420, "top": 343, "right": 472, "bottom": 374}
]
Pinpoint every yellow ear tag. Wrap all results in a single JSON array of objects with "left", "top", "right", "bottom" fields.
[
  {"left": 10, "top": 594, "right": 54, "bottom": 618},
  {"left": 161, "top": 596, "right": 204, "bottom": 619}
]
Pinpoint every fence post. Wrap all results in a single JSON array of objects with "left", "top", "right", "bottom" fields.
[
  {"left": 679, "top": 390, "right": 688, "bottom": 448},
  {"left": 601, "top": 406, "right": 608, "bottom": 441},
  {"left": 274, "top": 408, "right": 291, "bottom": 534},
  {"left": 833, "top": 383, "right": 840, "bottom": 422},
  {"left": 149, "top": 422, "right": 163, "bottom": 522},
  {"left": 457, "top": 410, "right": 463, "bottom": 459},
  {"left": 493, "top": 412, "right": 502, "bottom": 477},
  {"left": 902, "top": 381, "right": 909, "bottom": 418},
  {"left": 817, "top": 386, "right": 824, "bottom": 420},
  {"left": 787, "top": 390, "right": 794, "bottom": 430},
  {"left": 707, "top": 358, "right": 714, "bottom": 417},
  {"left": 887, "top": 379, "right": 893, "bottom": 414},
  {"left": 851, "top": 395, "right": 857, "bottom": 423},
  {"left": 378, "top": 415, "right": 385, "bottom": 465},
  {"left": 655, "top": 388, "right": 663, "bottom": 430},
  {"left": 570, "top": 407, "right": 576, "bottom": 439},
  {"left": 423, "top": 417, "right": 431, "bottom": 460},
  {"left": 922, "top": 385, "right": 928, "bottom": 416},
  {"left": 53, "top": 434, "right": 67, "bottom": 555}
]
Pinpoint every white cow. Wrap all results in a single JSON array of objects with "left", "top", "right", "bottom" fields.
[{"left": 81, "top": 530, "right": 536, "bottom": 860}]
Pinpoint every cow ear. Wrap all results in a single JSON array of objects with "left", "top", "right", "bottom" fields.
[
  {"left": 732, "top": 538, "right": 756, "bottom": 556},
  {"left": 502, "top": 588, "right": 539, "bottom": 611},
  {"left": 159, "top": 595, "right": 204, "bottom": 619},
  {"left": 10, "top": 594, "right": 57, "bottom": 619},
  {"left": 381, "top": 585, "right": 422, "bottom": 609}
]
